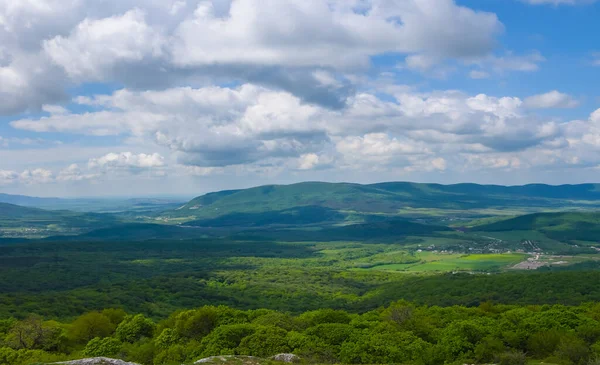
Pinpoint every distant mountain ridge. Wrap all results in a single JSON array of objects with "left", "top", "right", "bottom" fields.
[
  {"left": 0, "top": 201, "right": 120, "bottom": 240},
  {"left": 0, "top": 202, "right": 56, "bottom": 218},
  {"left": 172, "top": 181, "right": 600, "bottom": 220},
  {"left": 0, "top": 193, "right": 64, "bottom": 207},
  {"left": 0, "top": 193, "right": 186, "bottom": 213}
]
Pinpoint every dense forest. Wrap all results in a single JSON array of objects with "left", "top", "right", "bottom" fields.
[
  {"left": 2, "top": 301, "right": 600, "bottom": 365},
  {"left": 2, "top": 239, "right": 600, "bottom": 320}
]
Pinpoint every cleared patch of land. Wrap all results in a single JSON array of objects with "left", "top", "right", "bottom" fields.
[
  {"left": 362, "top": 252, "right": 527, "bottom": 273},
  {"left": 511, "top": 254, "right": 600, "bottom": 270}
]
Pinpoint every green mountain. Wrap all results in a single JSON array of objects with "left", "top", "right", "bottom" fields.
[
  {"left": 473, "top": 212, "right": 600, "bottom": 242},
  {"left": 185, "top": 206, "right": 347, "bottom": 228},
  {"left": 171, "top": 181, "right": 600, "bottom": 220}
]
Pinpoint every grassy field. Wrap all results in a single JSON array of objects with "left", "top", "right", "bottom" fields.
[{"left": 364, "top": 252, "right": 527, "bottom": 273}]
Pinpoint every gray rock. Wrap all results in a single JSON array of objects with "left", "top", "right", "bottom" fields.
[
  {"left": 271, "top": 353, "right": 300, "bottom": 363},
  {"left": 53, "top": 358, "right": 140, "bottom": 365},
  {"left": 195, "top": 355, "right": 260, "bottom": 364}
]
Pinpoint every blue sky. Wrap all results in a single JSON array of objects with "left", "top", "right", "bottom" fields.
[
  {"left": 461, "top": 0, "right": 599, "bottom": 103},
  {"left": 0, "top": 0, "right": 599, "bottom": 197}
]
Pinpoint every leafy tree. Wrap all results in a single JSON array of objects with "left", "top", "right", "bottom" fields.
[
  {"left": 199, "top": 324, "right": 256, "bottom": 357},
  {"left": 120, "top": 338, "right": 156, "bottom": 365},
  {"left": 339, "top": 329, "right": 428, "bottom": 364},
  {"left": 155, "top": 328, "right": 181, "bottom": 350},
  {"left": 298, "top": 309, "right": 352, "bottom": 327},
  {"left": 526, "top": 307, "right": 584, "bottom": 332},
  {"left": 527, "top": 329, "right": 563, "bottom": 358},
  {"left": 305, "top": 323, "right": 356, "bottom": 347},
  {"left": 252, "top": 312, "right": 299, "bottom": 331},
  {"left": 383, "top": 301, "right": 414, "bottom": 326},
  {"left": 436, "top": 319, "right": 491, "bottom": 360},
  {"left": 576, "top": 322, "right": 600, "bottom": 344},
  {"left": 213, "top": 306, "right": 250, "bottom": 326},
  {"left": 0, "top": 319, "right": 16, "bottom": 336},
  {"left": 286, "top": 331, "right": 336, "bottom": 364},
  {"left": 83, "top": 337, "right": 121, "bottom": 357},
  {"left": 556, "top": 335, "right": 591, "bottom": 365},
  {"left": 101, "top": 308, "right": 127, "bottom": 327},
  {"left": 174, "top": 307, "right": 219, "bottom": 340},
  {"left": 0, "top": 347, "right": 18, "bottom": 365},
  {"left": 474, "top": 336, "right": 505, "bottom": 363},
  {"left": 69, "top": 311, "right": 115, "bottom": 343},
  {"left": 5, "top": 316, "right": 63, "bottom": 351},
  {"left": 116, "top": 314, "right": 155, "bottom": 343},
  {"left": 154, "top": 344, "right": 187, "bottom": 365},
  {"left": 592, "top": 341, "right": 600, "bottom": 358},
  {"left": 238, "top": 326, "right": 290, "bottom": 357}
]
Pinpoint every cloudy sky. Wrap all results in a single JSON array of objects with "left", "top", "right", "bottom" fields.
[{"left": 0, "top": 0, "right": 599, "bottom": 197}]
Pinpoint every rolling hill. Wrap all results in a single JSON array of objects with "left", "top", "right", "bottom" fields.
[
  {"left": 472, "top": 212, "right": 600, "bottom": 243},
  {"left": 185, "top": 206, "right": 348, "bottom": 228},
  {"left": 0, "top": 202, "right": 121, "bottom": 237},
  {"left": 170, "top": 181, "right": 600, "bottom": 220}
]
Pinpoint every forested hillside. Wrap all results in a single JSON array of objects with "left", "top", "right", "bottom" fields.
[
  {"left": 473, "top": 212, "right": 600, "bottom": 242},
  {"left": 2, "top": 238, "right": 600, "bottom": 320},
  {"left": 172, "top": 182, "right": 600, "bottom": 221},
  {"left": 2, "top": 302, "right": 600, "bottom": 365}
]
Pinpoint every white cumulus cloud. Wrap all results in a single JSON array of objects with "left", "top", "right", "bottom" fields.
[
  {"left": 88, "top": 152, "right": 165, "bottom": 170},
  {"left": 43, "top": 9, "right": 165, "bottom": 81},
  {"left": 524, "top": 91, "right": 579, "bottom": 109},
  {"left": 0, "top": 0, "right": 505, "bottom": 115}
]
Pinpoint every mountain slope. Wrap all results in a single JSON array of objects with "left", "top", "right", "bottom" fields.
[
  {"left": 171, "top": 181, "right": 600, "bottom": 220},
  {"left": 472, "top": 212, "right": 600, "bottom": 242},
  {"left": 186, "top": 206, "right": 347, "bottom": 227}
]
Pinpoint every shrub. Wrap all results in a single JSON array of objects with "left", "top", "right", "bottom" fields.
[
  {"left": 556, "top": 335, "right": 591, "bottom": 365},
  {"left": 495, "top": 350, "right": 527, "bottom": 365}
]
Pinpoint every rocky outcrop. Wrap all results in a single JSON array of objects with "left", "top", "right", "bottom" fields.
[
  {"left": 195, "top": 354, "right": 302, "bottom": 364},
  {"left": 53, "top": 358, "right": 140, "bottom": 365},
  {"left": 271, "top": 354, "right": 301, "bottom": 363},
  {"left": 195, "top": 355, "right": 263, "bottom": 364}
]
